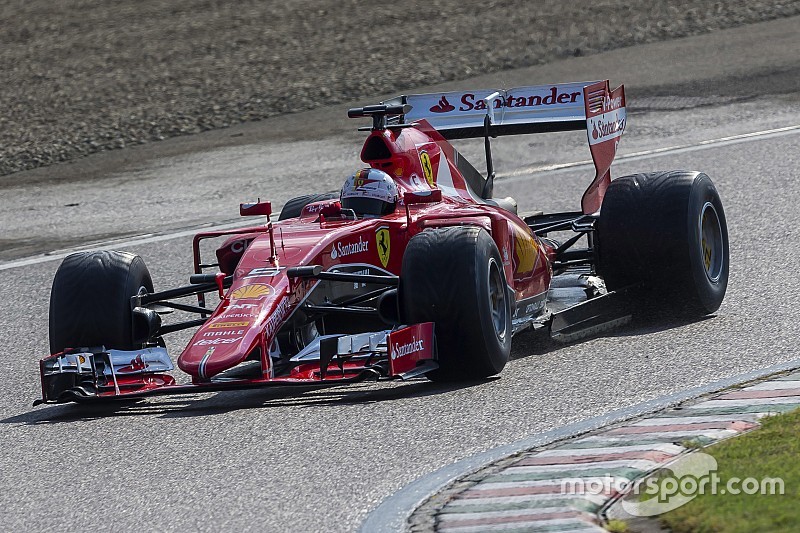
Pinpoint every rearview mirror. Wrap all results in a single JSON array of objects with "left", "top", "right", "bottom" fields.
[
  {"left": 240, "top": 201, "right": 272, "bottom": 217},
  {"left": 403, "top": 189, "right": 442, "bottom": 205}
]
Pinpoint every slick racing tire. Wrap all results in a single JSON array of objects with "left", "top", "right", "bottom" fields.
[
  {"left": 401, "top": 226, "right": 512, "bottom": 380},
  {"left": 597, "top": 170, "right": 729, "bottom": 316},
  {"left": 49, "top": 251, "right": 154, "bottom": 354},
  {"left": 278, "top": 192, "right": 338, "bottom": 220}
]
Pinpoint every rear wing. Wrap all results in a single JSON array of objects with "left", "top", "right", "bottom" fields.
[
  {"left": 386, "top": 80, "right": 626, "bottom": 213},
  {"left": 388, "top": 81, "right": 593, "bottom": 139}
]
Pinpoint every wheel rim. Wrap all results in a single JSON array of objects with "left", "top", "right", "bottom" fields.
[
  {"left": 487, "top": 258, "right": 508, "bottom": 342},
  {"left": 699, "top": 202, "right": 724, "bottom": 282}
]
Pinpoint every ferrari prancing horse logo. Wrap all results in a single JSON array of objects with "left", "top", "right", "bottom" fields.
[
  {"left": 419, "top": 150, "right": 434, "bottom": 187},
  {"left": 376, "top": 226, "right": 390, "bottom": 268}
]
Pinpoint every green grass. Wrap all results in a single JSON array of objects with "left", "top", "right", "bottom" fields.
[
  {"left": 659, "top": 409, "right": 800, "bottom": 532},
  {"left": 605, "top": 519, "right": 629, "bottom": 532},
  {"left": 680, "top": 438, "right": 706, "bottom": 450}
]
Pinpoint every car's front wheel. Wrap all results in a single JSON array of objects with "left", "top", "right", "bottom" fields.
[
  {"left": 400, "top": 226, "right": 512, "bottom": 380},
  {"left": 49, "top": 250, "right": 154, "bottom": 354}
]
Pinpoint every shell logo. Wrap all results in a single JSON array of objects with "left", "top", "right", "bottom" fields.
[
  {"left": 514, "top": 229, "right": 539, "bottom": 275},
  {"left": 230, "top": 284, "right": 272, "bottom": 300}
]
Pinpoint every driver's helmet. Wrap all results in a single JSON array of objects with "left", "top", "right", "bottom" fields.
[{"left": 340, "top": 168, "right": 398, "bottom": 216}]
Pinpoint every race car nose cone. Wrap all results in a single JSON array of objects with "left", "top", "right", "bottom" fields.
[{"left": 178, "top": 335, "right": 253, "bottom": 380}]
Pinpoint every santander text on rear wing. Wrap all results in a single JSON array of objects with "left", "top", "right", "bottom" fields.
[
  {"left": 387, "top": 80, "right": 626, "bottom": 213},
  {"left": 397, "top": 81, "right": 593, "bottom": 138}
]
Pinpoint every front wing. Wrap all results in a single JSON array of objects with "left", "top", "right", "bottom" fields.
[{"left": 36, "top": 323, "right": 437, "bottom": 405}]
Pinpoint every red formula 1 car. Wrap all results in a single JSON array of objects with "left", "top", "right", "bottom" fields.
[{"left": 37, "top": 80, "right": 729, "bottom": 405}]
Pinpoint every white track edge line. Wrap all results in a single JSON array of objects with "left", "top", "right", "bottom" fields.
[
  {"left": 498, "top": 123, "right": 800, "bottom": 183},
  {"left": 0, "top": 219, "right": 249, "bottom": 272}
]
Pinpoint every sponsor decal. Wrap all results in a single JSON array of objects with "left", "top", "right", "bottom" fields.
[
  {"left": 244, "top": 267, "right": 285, "bottom": 278},
  {"left": 519, "top": 300, "right": 545, "bottom": 316},
  {"left": 429, "top": 95, "right": 456, "bottom": 113},
  {"left": 585, "top": 82, "right": 626, "bottom": 149},
  {"left": 457, "top": 87, "right": 582, "bottom": 112},
  {"left": 194, "top": 337, "right": 242, "bottom": 346},
  {"left": 330, "top": 236, "right": 369, "bottom": 260},
  {"left": 265, "top": 297, "right": 292, "bottom": 338},
  {"left": 406, "top": 83, "right": 589, "bottom": 130},
  {"left": 525, "top": 301, "right": 544, "bottom": 314},
  {"left": 513, "top": 295, "right": 546, "bottom": 318},
  {"left": 391, "top": 336, "right": 425, "bottom": 360},
  {"left": 514, "top": 229, "right": 539, "bottom": 275},
  {"left": 603, "top": 94, "right": 623, "bottom": 112},
  {"left": 388, "top": 322, "right": 435, "bottom": 375},
  {"left": 334, "top": 267, "right": 372, "bottom": 289},
  {"left": 223, "top": 312, "right": 257, "bottom": 319},
  {"left": 230, "top": 239, "right": 251, "bottom": 254},
  {"left": 376, "top": 226, "right": 390, "bottom": 268},
  {"left": 419, "top": 150, "right": 434, "bottom": 187},
  {"left": 228, "top": 303, "right": 258, "bottom": 311},
  {"left": 394, "top": 167, "right": 403, "bottom": 177},
  {"left": 410, "top": 173, "right": 424, "bottom": 188},
  {"left": 588, "top": 108, "right": 626, "bottom": 145},
  {"left": 351, "top": 268, "right": 370, "bottom": 289},
  {"left": 204, "top": 329, "right": 245, "bottom": 338},
  {"left": 304, "top": 202, "right": 324, "bottom": 214},
  {"left": 230, "top": 283, "right": 272, "bottom": 300},
  {"left": 208, "top": 321, "right": 249, "bottom": 329}
]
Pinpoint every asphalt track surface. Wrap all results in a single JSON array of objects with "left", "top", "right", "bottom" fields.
[{"left": 1, "top": 17, "right": 799, "bottom": 532}]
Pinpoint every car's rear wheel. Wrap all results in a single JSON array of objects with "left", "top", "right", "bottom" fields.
[
  {"left": 400, "top": 226, "right": 512, "bottom": 380},
  {"left": 49, "top": 251, "right": 153, "bottom": 354},
  {"left": 597, "top": 170, "right": 729, "bottom": 316},
  {"left": 278, "top": 192, "right": 338, "bottom": 220}
]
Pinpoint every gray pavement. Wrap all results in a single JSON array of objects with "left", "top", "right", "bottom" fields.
[
  {"left": 1, "top": 16, "right": 799, "bottom": 533},
  {"left": 2, "top": 15, "right": 799, "bottom": 261}
]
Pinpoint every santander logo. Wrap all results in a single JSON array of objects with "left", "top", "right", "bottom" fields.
[
  {"left": 429, "top": 96, "right": 456, "bottom": 113},
  {"left": 590, "top": 113, "right": 625, "bottom": 142},
  {"left": 427, "top": 88, "right": 582, "bottom": 115},
  {"left": 391, "top": 336, "right": 425, "bottom": 359},
  {"left": 330, "top": 236, "right": 369, "bottom": 260}
]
